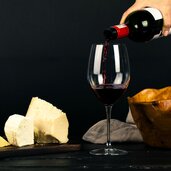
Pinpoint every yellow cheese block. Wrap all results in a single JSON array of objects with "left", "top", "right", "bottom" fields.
[
  {"left": 26, "top": 97, "right": 69, "bottom": 144},
  {"left": 0, "top": 136, "right": 10, "bottom": 147}
]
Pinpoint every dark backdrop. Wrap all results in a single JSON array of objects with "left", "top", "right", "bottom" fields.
[{"left": 0, "top": 0, "right": 171, "bottom": 140}]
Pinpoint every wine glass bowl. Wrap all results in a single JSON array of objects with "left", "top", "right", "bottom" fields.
[{"left": 87, "top": 42, "right": 130, "bottom": 155}]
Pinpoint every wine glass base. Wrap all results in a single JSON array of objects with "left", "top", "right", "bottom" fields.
[{"left": 89, "top": 147, "right": 128, "bottom": 156}]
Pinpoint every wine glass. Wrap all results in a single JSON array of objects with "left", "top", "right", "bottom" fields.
[{"left": 87, "top": 42, "right": 130, "bottom": 155}]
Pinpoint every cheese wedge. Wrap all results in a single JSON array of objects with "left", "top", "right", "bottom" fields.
[
  {"left": 4, "top": 114, "right": 34, "bottom": 147},
  {"left": 26, "top": 97, "right": 69, "bottom": 144},
  {"left": 0, "top": 136, "right": 10, "bottom": 147}
]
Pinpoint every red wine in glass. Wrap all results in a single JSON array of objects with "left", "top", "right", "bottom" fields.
[
  {"left": 92, "top": 85, "right": 127, "bottom": 105},
  {"left": 87, "top": 42, "right": 130, "bottom": 155}
]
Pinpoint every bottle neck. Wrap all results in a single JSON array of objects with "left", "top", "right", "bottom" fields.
[{"left": 112, "top": 24, "right": 129, "bottom": 39}]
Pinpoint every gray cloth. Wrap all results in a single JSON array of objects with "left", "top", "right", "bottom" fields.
[
  {"left": 126, "top": 108, "right": 135, "bottom": 124},
  {"left": 82, "top": 119, "right": 143, "bottom": 144}
]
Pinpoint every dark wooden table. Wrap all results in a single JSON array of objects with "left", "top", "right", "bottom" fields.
[{"left": 0, "top": 142, "right": 171, "bottom": 170}]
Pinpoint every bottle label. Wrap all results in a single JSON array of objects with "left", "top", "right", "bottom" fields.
[
  {"left": 153, "top": 28, "right": 171, "bottom": 39},
  {"left": 152, "top": 31, "right": 162, "bottom": 39},
  {"left": 144, "top": 7, "right": 162, "bottom": 20},
  {"left": 112, "top": 24, "right": 129, "bottom": 38},
  {"left": 144, "top": 8, "right": 163, "bottom": 39}
]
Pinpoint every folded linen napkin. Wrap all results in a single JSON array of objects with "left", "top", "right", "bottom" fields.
[
  {"left": 126, "top": 108, "right": 135, "bottom": 124},
  {"left": 82, "top": 109, "right": 143, "bottom": 144}
]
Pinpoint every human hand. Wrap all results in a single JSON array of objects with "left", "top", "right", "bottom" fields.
[{"left": 120, "top": 0, "right": 171, "bottom": 36}]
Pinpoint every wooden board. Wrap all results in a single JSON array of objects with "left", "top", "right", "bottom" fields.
[{"left": 0, "top": 143, "right": 81, "bottom": 158}]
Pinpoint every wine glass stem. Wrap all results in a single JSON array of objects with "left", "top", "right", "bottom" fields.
[{"left": 105, "top": 105, "right": 113, "bottom": 149}]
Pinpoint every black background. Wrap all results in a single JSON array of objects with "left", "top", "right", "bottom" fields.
[{"left": 0, "top": 0, "right": 171, "bottom": 140}]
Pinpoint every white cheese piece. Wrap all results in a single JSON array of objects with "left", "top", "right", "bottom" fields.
[
  {"left": 26, "top": 97, "right": 69, "bottom": 144},
  {"left": 4, "top": 114, "right": 34, "bottom": 147}
]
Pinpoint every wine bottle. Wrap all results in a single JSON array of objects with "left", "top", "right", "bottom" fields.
[{"left": 104, "top": 7, "right": 170, "bottom": 42}]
